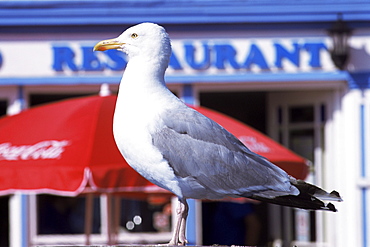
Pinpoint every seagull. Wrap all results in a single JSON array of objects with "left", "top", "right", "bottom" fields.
[{"left": 94, "top": 23, "right": 342, "bottom": 245}]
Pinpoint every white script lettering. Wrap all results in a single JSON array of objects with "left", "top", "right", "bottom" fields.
[{"left": 0, "top": 140, "right": 69, "bottom": 161}]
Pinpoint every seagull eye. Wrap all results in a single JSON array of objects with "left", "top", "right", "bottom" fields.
[{"left": 131, "top": 33, "right": 139, "bottom": 39}]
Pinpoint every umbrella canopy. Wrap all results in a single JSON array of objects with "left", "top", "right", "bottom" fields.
[
  {"left": 0, "top": 95, "right": 167, "bottom": 196},
  {"left": 0, "top": 95, "right": 308, "bottom": 197}
]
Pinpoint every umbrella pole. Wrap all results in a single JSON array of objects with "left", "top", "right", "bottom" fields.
[
  {"left": 84, "top": 194, "right": 94, "bottom": 245},
  {"left": 105, "top": 193, "right": 114, "bottom": 245},
  {"left": 113, "top": 195, "right": 121, "bottom": 244},
  {"left": 105, "top": 194, "right": 119, "bottom": 245}
]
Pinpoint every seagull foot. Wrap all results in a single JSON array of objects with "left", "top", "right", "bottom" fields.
[
  {"left": 156, "top": 243, "right": 183, "bottom": 246},
  {"left": 168, "top": 234, "right": 188, "bottom": 246},
  {"left": 179, "top": 238, "right": 188, "bottom": 246},
  {"left": 167, "top": 239, "right": 187, "bottom": 246},
  {"left": 168, "top": 236, "right": 187, "bottom": 246}
]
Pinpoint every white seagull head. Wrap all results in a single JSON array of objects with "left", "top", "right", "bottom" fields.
[{"left": 94, "top": 22, "right": 171, "bottom": 65}]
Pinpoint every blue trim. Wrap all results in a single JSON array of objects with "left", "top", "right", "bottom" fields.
[
  {"left": 186, "top": 199, "right": 197, "bottom": 245},
  {"left": 166, "top": 71, "right": 350, "bottom": 84},
  {"left": 17, "top": 88, "right": 28, "bottom": 247},
  {"left": 17, "top": 86, "right": 25, "bottom": 110},
  {"left": 362, "top": 188, "right": 368, "bottom": 247},
  {"left": 20, "top": 194, "right": 28, "bottom": 247},
  {"left": 1, "top": 1, "right": 370, "bottom": 27},
  {"left": 349, "top": 72, "right": 370, "bottom": 89},
  {"left": 182, "top": 84, "right": 195, "bottom": 105},
  {"left": 361, "top": 103, "right": 366, "bottom": 177},
  {"left": 360, "top": 103, "right": 368, "bottom": 247},
  {"left": 0, "top": 76, "right": 121, "bottom": 86},
  {"left": 0, "top": 71, "right": 349, "bottom": 86}
]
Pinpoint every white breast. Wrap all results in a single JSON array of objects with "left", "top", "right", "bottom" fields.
[{"left": 112, "top": 76, "right": 184, "bottom": 196}]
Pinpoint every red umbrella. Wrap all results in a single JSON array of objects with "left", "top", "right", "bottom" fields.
[{"left": 0, "top": 95, "right": 308, "bottom": 197}]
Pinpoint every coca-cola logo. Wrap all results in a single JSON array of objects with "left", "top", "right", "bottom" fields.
[{"left": 0, "top": 140, "right": 69, "bottom": 161}]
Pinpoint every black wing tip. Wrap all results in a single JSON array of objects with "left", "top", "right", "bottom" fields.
[
  {"left": 330, "top": 190, "right": 343, "bottom": 201},
  {"left": 325, "top": 202, "right": 338, "bottom": 212}
]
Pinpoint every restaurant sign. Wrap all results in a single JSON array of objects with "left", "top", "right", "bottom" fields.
[{"left": 0, "top": 37, "right": 336, "bottom": 78}]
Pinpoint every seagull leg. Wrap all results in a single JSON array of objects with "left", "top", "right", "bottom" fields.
[
  {"left": 169, "top": 198, "right": 188, "bottom": 245},
  {"left": 178, "top": 199, "right": 188, "bottom": 245}
]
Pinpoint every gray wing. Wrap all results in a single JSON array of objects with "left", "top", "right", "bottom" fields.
[{"left": 152, "top": 106, "right": 294, "bottom": 197}]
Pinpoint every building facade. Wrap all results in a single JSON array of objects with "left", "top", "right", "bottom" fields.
[{"left": 1, "top": 1, "right": 370, "bottom": 246}]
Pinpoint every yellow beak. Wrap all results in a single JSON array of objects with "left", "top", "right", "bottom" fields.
[{"left": 93, "top": 38, "right": 124, "bottom": 51}]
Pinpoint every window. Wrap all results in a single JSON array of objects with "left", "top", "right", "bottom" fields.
[{"left": 268, "top": 91, "right": 332, "bottom": 246}]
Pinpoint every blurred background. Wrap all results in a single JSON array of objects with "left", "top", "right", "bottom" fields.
[{"left": 1, "top": 0, "right": 370, "bottom": 246}]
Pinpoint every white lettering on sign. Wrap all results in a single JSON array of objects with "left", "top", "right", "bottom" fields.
[
  {"left": 239, "top": 136, "right": 271, "bottom": 153},
  {"left": 0, "top": 140, "right": 69, "bottom": 161}
]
